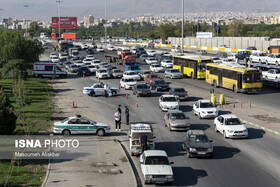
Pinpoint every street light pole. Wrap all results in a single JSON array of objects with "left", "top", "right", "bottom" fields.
[
  {"left": 23, "top": 5, "right": 29, "bottom": 37},
  {"left": 56, "top": 1, "right": 63, "bottom": 38},
  {"left": 181, "top": 0, "right": 184, "bottom": 53},
  {"left": 105, "top": 0, "right": 107, "bottom": 46},
  {"left": 0, "top": 9, "right": 3, "bottom": 23}
]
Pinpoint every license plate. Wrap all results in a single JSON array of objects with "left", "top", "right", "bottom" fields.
[
  {"left": 252, "top": 89, "right": 256, "bottom": 92},
  {"left": 197, "top": 152, "right": 206, "bottom": 155}
]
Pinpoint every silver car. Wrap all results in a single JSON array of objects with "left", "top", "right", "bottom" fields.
[
  {"left": 165, "top": 69, "right": 183, "bottom": 79},
  {"left": 164, "top": 110, "right": 190, "bottom": 131}
]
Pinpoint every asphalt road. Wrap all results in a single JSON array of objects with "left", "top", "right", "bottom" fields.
[{"left": 44, "top": 46, "right": 280, "bottom": 187}]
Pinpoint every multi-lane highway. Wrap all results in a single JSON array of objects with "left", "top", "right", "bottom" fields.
[{"left": 44, "top": 45, "right": 280, "bottom": 187}]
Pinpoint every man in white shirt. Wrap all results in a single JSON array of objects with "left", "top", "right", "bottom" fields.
[{"left": 114, "top": 110, "right": 121, "bottom": 131}]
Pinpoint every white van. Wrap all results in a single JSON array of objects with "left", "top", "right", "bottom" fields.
[
  {"left": 40, "top": 32, "right": 48, "bottom": 39},
  {"left": 117, "top": 47, "right": 130, "bottom": 56},
  {"left": 33, "top": 62, "right": 67, "bottom": 78}
]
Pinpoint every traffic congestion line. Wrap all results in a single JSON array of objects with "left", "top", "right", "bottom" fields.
[{"left": 241, "top": 119, "right": 280, "bottom": 136}]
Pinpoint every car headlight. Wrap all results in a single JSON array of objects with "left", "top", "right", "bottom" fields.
[
  {"left": 243, "top": 129, "right": 248, "bottom": 133},
  {"left": 145, "top": 175, "right": 152, "bottom": 179},
  {"left": 202, "top": 111, "right": 206, "bottom": 114},
  {"left": 207, "top": 148, "right": 213, "bottom": 152},
  {"left": 227, "top": 129, "right": 234, "bottom": 133},
  {"left": 175, "top": 105, "right": 179, "bottom": 108},
  {"left": 189, "top": 148, "right": 196, "bottom": 152},
  {"left": 166, "top": 175, "right": 174, "bottom": 179},
  {"left": 163, "top": 105, "right": 168, "bottom": 108}
]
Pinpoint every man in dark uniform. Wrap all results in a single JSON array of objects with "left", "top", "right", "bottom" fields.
[{"left": 117, "top": 104, "right": 121, "bottom": 122}]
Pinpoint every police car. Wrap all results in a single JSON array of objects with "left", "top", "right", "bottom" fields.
[
  {"left": 83, "top": 82, "right": 120, "bottom": 97},
  {"left": 53, "top": 114, "right": 111, "bottom": 136}
]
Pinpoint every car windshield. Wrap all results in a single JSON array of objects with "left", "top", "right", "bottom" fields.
[
  {"left": 165, "top": 60, "right": 172, "bottom": 63},
  {"left": 170, "top": 113, "right": 187, "bottom": 119},
  {"left": 62, "top": 117, "right": 69, "bottom": 123},
  {"left": 137, "top": 84, "right": 148, "bottom": 89},
  {"left": 275, "top": 54, "right": 280, "bottom": 58},
  {"left": 174, "top": 88, "right": 185, "bottom": 92},
  {"left": 189, "top": 134, "right": 209, "bottom": 143},
  {"left": 99, "top": 70, "right": 106, "bottom": 73},
  {"left": 145, "top": 156, "right": 169, "bottom": 165},
  {"left": 149, "top": 58, "right": 156, "bottom": 60},
  {"left": 125, "top": 79, "right": 135, "bottom": 82},
  {"left": 154, "top": 64, "right": 160, "bottom": 67},
  {"left": 162, "top": 97, "right": 176, "bottom": 102},
  {"left": 170, "top": 69, "right": 180, "bottom": 73},
  {"left": 259, "top": 53, "right": 266, "bottom": 56},
  {"left": 114, "top": 70, "right": 122, "bottom": 73},
  {"left": 154, "top": 80, "right": 165, "bottom": 84},
  {"left": 200, "top": 102, "right": 214, "bottom": 108},
  {"left": 88, "top": 66, "right": 95, "bottom": 68},
  {"left": 225, "top": 118, "right": 242, "bottom": 125},
  {"left": 150, "top": 75, "right": 158, "bottom": 78}
]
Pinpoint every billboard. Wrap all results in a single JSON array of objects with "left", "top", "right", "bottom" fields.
[
  {"left": 196, "top": 32, "right": 213, "bottom": 39},
  {"left": 52, "top": 17, "right": 77, "bottom": 29}
]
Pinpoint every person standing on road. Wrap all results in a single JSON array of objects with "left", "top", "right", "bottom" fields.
[
  {"left": 114, "top": 110, "right": 121, "bottom": 131},
  {"left": 125, "top": 106, "right": 129, "bottom": 125},
  {"left": 118, "top": 104, "right": 122, "bottom": 121}
]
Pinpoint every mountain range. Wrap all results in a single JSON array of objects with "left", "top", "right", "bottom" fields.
[{"left": 1, "top": 0, "right": 279, "bottom": 21}]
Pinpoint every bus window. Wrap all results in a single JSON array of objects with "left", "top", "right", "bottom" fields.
[{"left": 243, "top": 73, "right": 262, "bottom": 83}]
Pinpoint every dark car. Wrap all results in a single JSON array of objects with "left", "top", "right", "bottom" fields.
[
  {"left": 132, "top": 83, "right": 151, "bottom": 97},
  {"left": 182, "top": 130, "right": 213, "bottom": 158},
  {"left": 86, "top": 48, "right": 94, "bottom": 54},
  {"left": 246, "top": 46, "right": 257, "bottom": 50},
  {"left": 150, "top": 79, "right": 170, "bottom": 91},
  {"left": 74, "top": 45, "right": 82, "bottom": 50},
  {"left": 77, "top": 66, "right": 91, "bottom": 76},
  {"left": 139, "top": 54, "right": 149, "bottom": 61},
  {"left": 169, "top": 87, "right": 188, "bottom": 101},
  {"left": 235, "top": 51, "right": 251, "bottom": 60}
]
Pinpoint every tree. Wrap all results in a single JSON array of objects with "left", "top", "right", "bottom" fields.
[
  {"left": 158, "top": 24, "right": 176, "bottom": 40},
  {"left": 0, "top": 86, "right": 17, "bottom": 135},
  {"left": 1, "top": 59, "right": 28, "bottom": 80},
  {"left": 228, "top": 19, "right": 247, "bottom": 36},
  {"left": 29, "top": 22, "right": 40, "bottom": 33}
]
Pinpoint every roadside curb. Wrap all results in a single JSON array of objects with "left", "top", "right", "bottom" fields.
[
  {"left": 241, "top": 119, "right": 280, "bottom": 136},
  {"left": 41, "top": 153, "right": 51, "bottom": 187}
]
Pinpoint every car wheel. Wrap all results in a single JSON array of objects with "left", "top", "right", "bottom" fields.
[
  {"left": 62, "top": 129, "right": 70, "bottom": 136},
  {"left": 259, "top": 59, "right": 262, "bottom": 64},
  {"left": 233, "top": 85, "right": 237, "bottom": 93},
  {"left": 276, "top": 61, "right": 279, "bottom": 66},
  {"left": 169, "top": 125, "right": 172, "bottom": 131},
  {"left": 266, "top": 61, "right": 268, "bottom": 65},
  {"left": 97, "top": 129, "right": 105, "bottom": 136},
  {"left": 199, "top": 113, "right": 202, "bottom": 119},
  {"left": 191, "top": 72, "right": 194, "bottom": 79},
  {"left": 90, "top": 91, "right": 96, "bottom": 97},
  {"left": 214, "top": 124, "right": 218, "bottom": 132},
  {"left": 223, "top": 131, "right": 227, "bottom": 138},
  {"left": 136, "top": 93, "right": 140, "bottom": 97},
  {"left": 188, "top": 151, "right": 193, "bottom": 158},
  {"left": 112, "top": 91, "right": 117, "bottom": 96}
]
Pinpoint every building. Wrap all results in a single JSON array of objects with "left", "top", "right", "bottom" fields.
[{"left": 84, "top": 15, "right": 94, "bottom": 28}]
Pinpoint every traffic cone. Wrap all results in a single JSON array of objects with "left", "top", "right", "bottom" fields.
[
  {"left": 136, "top": 102, "right": 138, "bottom": 107},
  {"left": 118, "top": 84, "right": 120, "bottom": 89},
  {"left": 83, "top": 73, "right": 85, "bottom": 78},
  {"left": 126, "top": 94, "right": 128, "bottom": 99},
  {"left": 249, "top": 100, "right": 251, "bottom": 108},
  {"left": 72, "top": 101, "right": 75, "bottom": 108},
  {"left": 98, "top": 77, "right": 100, "bottom": 82}
]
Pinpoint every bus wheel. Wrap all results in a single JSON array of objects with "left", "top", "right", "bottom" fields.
[
  {"left": 233, "top": 85, "right": 237, "bottom": 93},
  {"left": 276, "top": 61, "right": 279, "bottom": 66},
  {"left": 213, "top": 80, "right": 217, "bottom": 88},
  {"left": 191, "top": 72, "right": 194, "bottom": 79}
]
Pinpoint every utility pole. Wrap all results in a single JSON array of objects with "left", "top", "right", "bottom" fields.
[
  {"left": 56, "top": 1, "right": 63, "bottom": 38},
  {"left": 181, "top": 0, "right": 184, "bottom": 53},
  {"left": 0, "top": 9, "right": 3, "bottom": 23},
  {"left": 23, "top": 5, "right": 29, "bottom": 37},
  {"left": 105, "top": 0, "right": 107, "bottom": 46}
]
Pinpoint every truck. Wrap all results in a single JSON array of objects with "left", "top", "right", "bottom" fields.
[
  {"left": 68, "top": 47, "right": 79, "bottom": 57},
  {"left": 129, "top": 123, "right": 155, "bottom": 156},
  {"left": 105, "top": 51, "right": 136, "bottom": 65},
  {"left": 62, "top": 33, "right": 80, "bottom": 40},
  {"left": 33, "top": 62, "right": 67, "bottom": 78},
  {"left": 52, "top": 38, "right": 69, "bottom": 52}
]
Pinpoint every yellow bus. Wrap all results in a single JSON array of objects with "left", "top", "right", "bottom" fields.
[
  {"left": 173, "top": 56, "right": 213, "bottom": 79},
  {"left": 206, "top": 63, "right": 262, "bottom": 93}
]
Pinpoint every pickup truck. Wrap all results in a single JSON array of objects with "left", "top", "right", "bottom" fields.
[{"left": 83, "top": 83, "right": 119, "bottom": 97}]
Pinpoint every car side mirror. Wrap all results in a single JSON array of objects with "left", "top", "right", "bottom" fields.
[
  {"left": 153, "top": 136, "right": 156, "bottom": 139},
  {"left": 169, "top": 162, "right": 174, "bottom": 165},
  {"left": 128, "top": 135, "right": 131, "bottom": 138},
  {"left": 140, "top": 161, "right": 143, "bottom": 164},
  {"left": 210, "top": 140, "right": 213, "bottom": 142}
]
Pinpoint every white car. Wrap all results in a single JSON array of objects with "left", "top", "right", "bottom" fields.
[
  {"left": 150, "top": 64, "right": 165, "bottom": 73},
  {"left": 164, "top": 69, "right": 183, "bottom": 79},
  {"left": 80, "top": 43, "right": 88, "bottom": 49},
  {"left": 140, "top": 150, "right": 174, "bottom": 184},
  {"left": 50, "top": 53, "right": 57, "bottom": 58},
  {"left": 147, "top": 50, "right": 156, "bottom": 56},
  {"left": 59, "top": 52, "right": 68, "bottom": 59},
  {"left": 123, "top": 71, "right": 141, "bottom": 81},
  {"left": 89, "top": 42, "right": 97, "bottom": 48},
  {"left": 83, "top": 82, "right": 119, "bottom": 97},
  {"left": 228, "top": 54, "right": 236, "bottom": 60},
  {"left": 120, "top": 77, "right": 137, "bottom": 90},
  {"left": 53, "top": 115, "right": 110, "bottom": 136},
  {"left": 159, "top": 95, "right": 179, "bottom": 112},
  {"left": 96, "top": 68, "right": 110, "bottom": 79},
  {"left": 96, "top": 47, "right": 105, "bottom": 52},
  {"left": 171, "top": 47, "right": 180, "bottom": 52},
  {"left": 91, "top": 60, "right": 101, "bottom": 66},
  {"left": 130, "top": 48, "right": 137, "bottom": 54},
  {"left": 86, "top": 55, "right": 95, "bottom": 60},
  {"left": 161, "top": 52, "right": 172, "bottom": 57},
  {"left": 214, "top": 114, "right": 248, "bottom": 138},
  {"left": 51, "top": 56, "right": 60, "bottom": 63},
  {"left": 262, "top": 69, "right": 280, "bottom": 80},
  {"left": 210, "top": 57, "right": 223, "bottom": 63},
  {"left": 249, "top": 52, "right": 267, "bottom": 63},
  {"left": 83, "top": 58, "right": 93, "bottom": 64},
  {"left": 193, "top": 100, "right": 218, "bottom": 119},
  {"left": 161, "top": 59, "right": 173, "bottom": 68},
  {"left": 87, "top": 65, "right": 99, "bottom": 74},
  {"left": 107, "top": 46, "right": 116, "bottom": 51},
  {"left": 265, "top": 53, "right": 280, "bottom": 66},
  {"left": 145, "top": 57, "right": 158, "bottom": 65}
]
